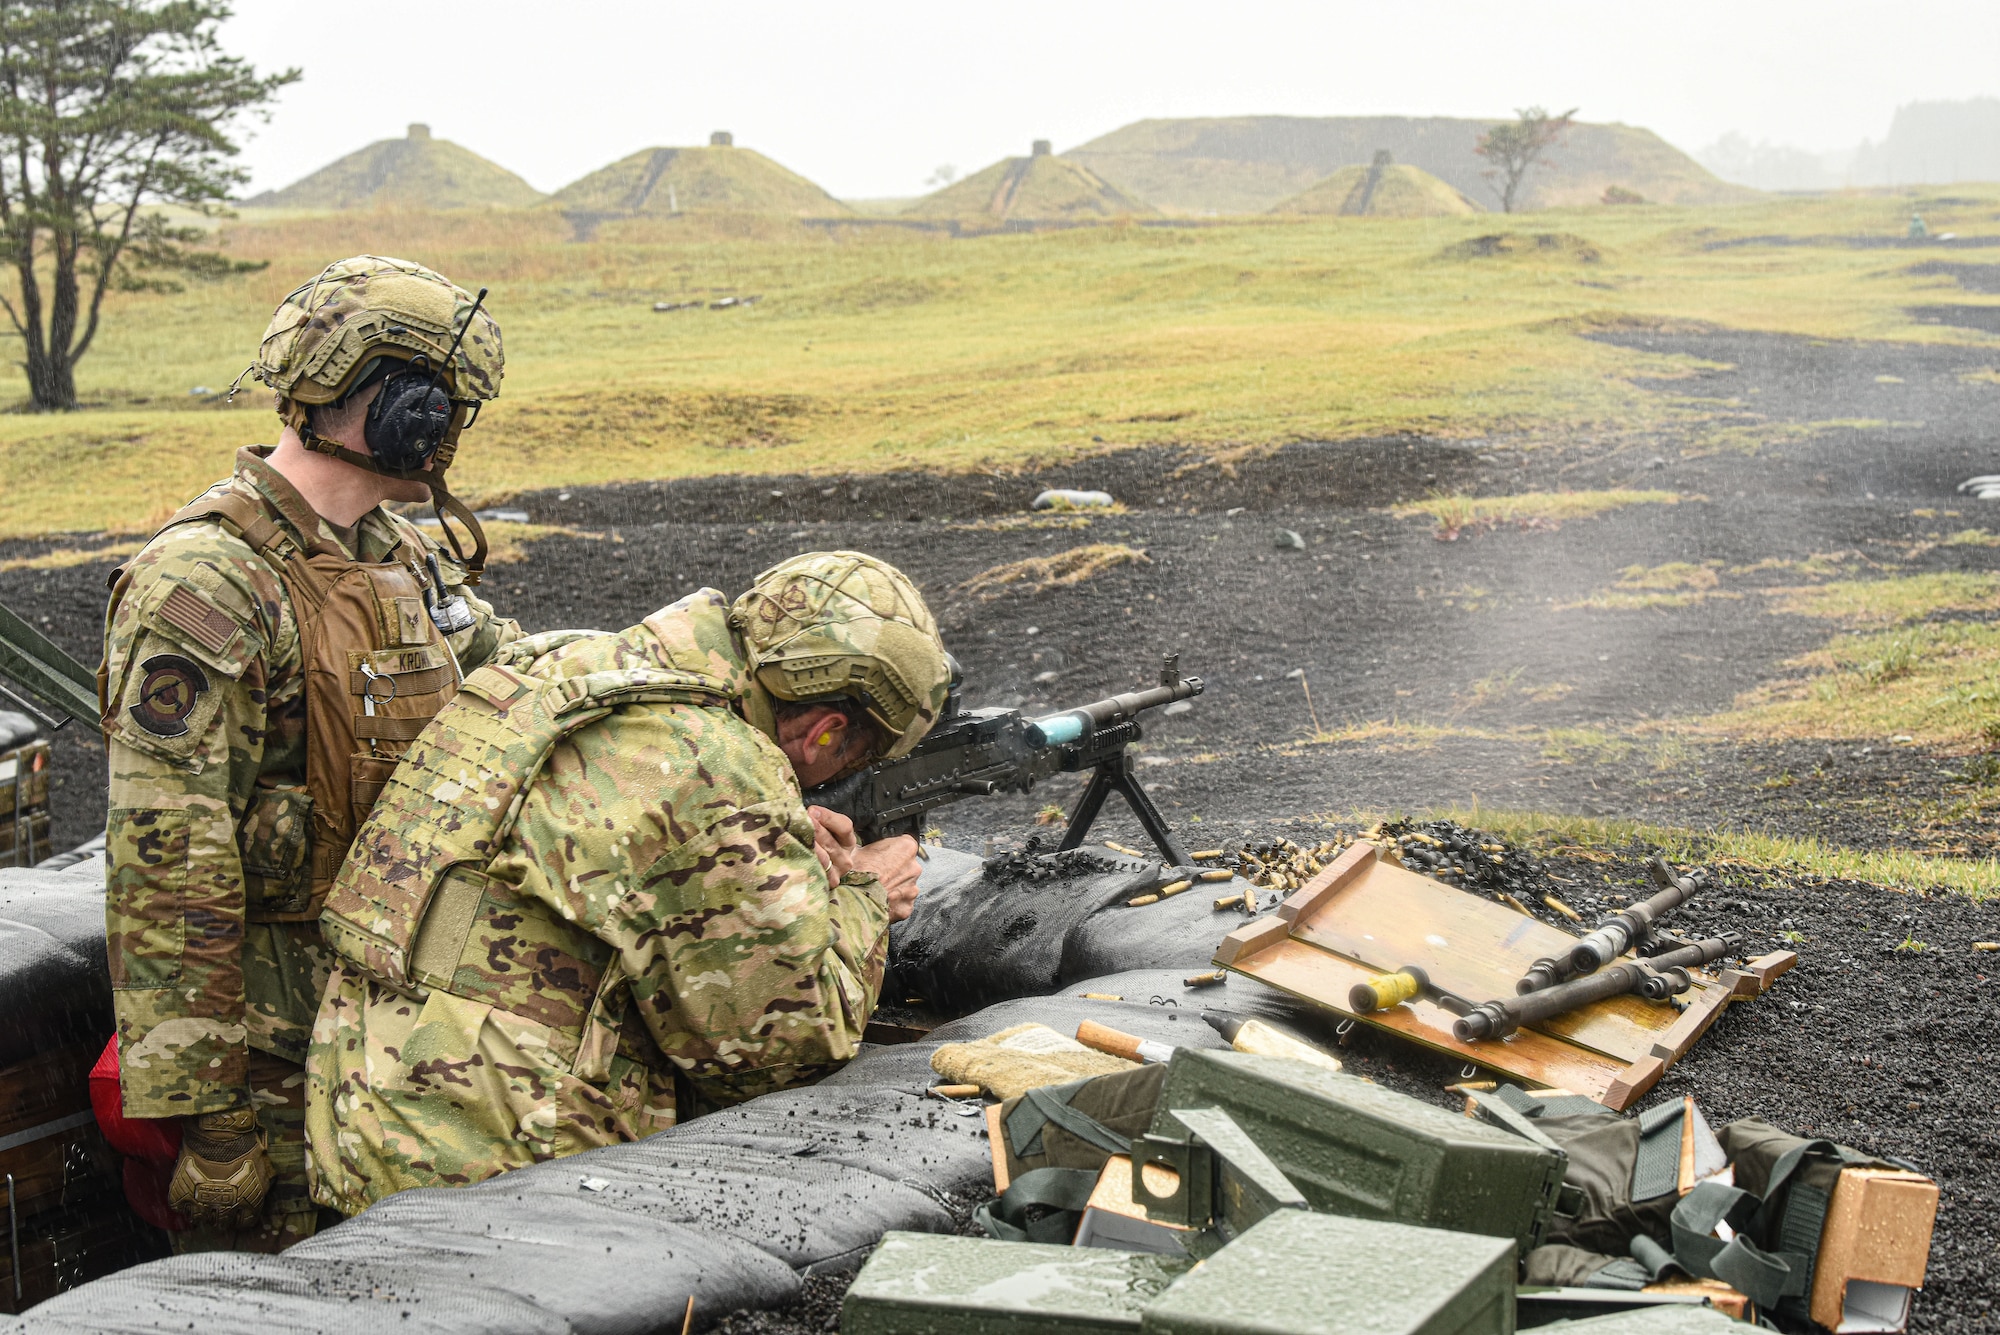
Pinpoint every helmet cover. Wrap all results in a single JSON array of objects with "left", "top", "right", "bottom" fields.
[
  {"left": 255, "top": 255, "right": 502, "bottom": 462},
  {"left": 731, "top": 551, "right": 951, "bottom": 760}
]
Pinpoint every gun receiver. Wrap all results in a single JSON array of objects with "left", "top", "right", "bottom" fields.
[{"left": 805, "top": 653, "right": 1205, "bottom": 866}]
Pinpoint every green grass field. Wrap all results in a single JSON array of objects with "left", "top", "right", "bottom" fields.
[{"left": 1, "top": 188, "right": 1996, "bottom": 539}]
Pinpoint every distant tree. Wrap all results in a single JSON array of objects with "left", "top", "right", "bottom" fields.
[
  {"left": 1476, "top": 106, "right": 1577, "bottom": 214},
  {"left": 926, "top": 164, "right": 957, "bottom": 188},
  {"left": 0, "top": 1, "right": 296, "bottom": 410}
]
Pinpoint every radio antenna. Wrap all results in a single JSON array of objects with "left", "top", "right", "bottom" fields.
[{"left": 426, "top": 286, "right": 488, "bottom": 402}]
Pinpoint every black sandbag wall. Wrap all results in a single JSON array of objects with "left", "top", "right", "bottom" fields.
[
  {"left": 9, "top": 971, "right": 1332, "bottom": 1335},
  {"left": 0, "top": 853, "right": 168, "bottom": 1313},
  {"left": 890, "top": 846, "right": 1261, "bottom": 1013},
  {"left": 7, "top": 845, "right": 1329, "bottom": 1334},
  {"left": 0, "top": 854, "right": 112, "bottom": 1068}
]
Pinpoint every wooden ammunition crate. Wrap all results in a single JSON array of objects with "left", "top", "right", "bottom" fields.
[
  {"left": 0, "top": 1040, "right": 164, "bottom": 1314},
  {"left": 0, "top": 741, "right": 53, "bottom": 867}
]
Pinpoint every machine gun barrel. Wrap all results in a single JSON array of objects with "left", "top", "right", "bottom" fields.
[
  {"left": 1457, "top": 935, "right": 1738, "bottom": 1042},
  {"left": 1024, "top": 661, "right": 1204, "bottom": 747},
  {"left": 1516, "top": 856, "right": 1706, "bottom": 994},
  {"left": 1566, "top": 857, "right": 1704, "bottom": 974}
]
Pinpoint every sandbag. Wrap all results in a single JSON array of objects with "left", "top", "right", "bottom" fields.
[
  {"left": 0, "top": 855, "right": 111, "bottom": 1069},
  {"left": 891, "top": 845, "right": 1254, "bottom": 1013},
  {"left": 12, "top": 1253, "right": 572, "bottom": 1335},
  {"left": 290, "top": 1190, "right": 801, "bottom": 1333},
  {"left": 6, "top": 966, "right": 1319, "bottom": 1334}
]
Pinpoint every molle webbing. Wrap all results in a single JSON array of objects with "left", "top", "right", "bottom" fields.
[
  {"left": 320, "top": 661, "right": 734, "bottom": 994},
  {"left": 162, "top": 490, "right": 330, "bottom": 605}
]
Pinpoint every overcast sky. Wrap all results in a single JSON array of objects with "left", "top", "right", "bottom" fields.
[{"left": 219, "top": 1, "right": 2000, "bottom": 199}]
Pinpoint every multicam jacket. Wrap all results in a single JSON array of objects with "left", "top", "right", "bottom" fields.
[
  {"left": 305, "top": 592, "right": 892, "bottom": 1214},
  {"left": 103, "top": 446, "right": 517, "bottom": 1118}
]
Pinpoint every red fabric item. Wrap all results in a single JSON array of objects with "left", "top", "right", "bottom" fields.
[
  {"left": 90, "top": 1035, "right": 190, "bottom": 1231},
  {"left": 88, "top": 1034, "right": 182, "bottom": 1163},
  {"left": 121, "top": 1156, "right": 188, "bottom": 1232}
]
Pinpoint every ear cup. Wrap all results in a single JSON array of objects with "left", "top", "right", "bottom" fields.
[{"left": 363, "top": 370, "right": 454, "bottom": 471}]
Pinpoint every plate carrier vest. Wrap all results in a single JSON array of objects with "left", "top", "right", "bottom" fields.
[
  {"left": 108, "top": 489, "right": 463, "bottom": 922},
  {"left": 319, "top": 659, "right": 735, "bottom": 1016}
]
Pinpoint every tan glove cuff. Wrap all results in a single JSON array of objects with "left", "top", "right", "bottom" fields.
[{"left": 168, "top": 1109, "right": 274, "bottom": 1226}]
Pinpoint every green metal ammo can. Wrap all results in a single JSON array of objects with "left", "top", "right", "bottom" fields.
[
  {"left": 842, "top": 1232, "right": 1190, "bottom": 1335},
  {"left": 1523, "top": 1309, "right": 1747, "bottom": 1332},
  {"left": 1149, "top": 1050, "right": 1568, "bottom": 1256},
  {"left": 1140, "top": 1210, "right": 1517, "bottom": 1335}
]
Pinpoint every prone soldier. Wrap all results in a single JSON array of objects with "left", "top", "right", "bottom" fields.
[
  {"left": 101, "top": 256, "right": 519, "bottom": 1250},
  {"left": 304, "top": 552, "right": 949, "bottom": 1213}
]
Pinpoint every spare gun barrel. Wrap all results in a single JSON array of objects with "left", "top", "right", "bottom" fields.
[
  {"left": 1457, "top": 935, "right": 1738, "bottom": 1042},
  {"left": 1516, "top": 857, "right": 1705, "bottom": 994},
  {"left": 1565, "top": 857, "right": 1703, "bottom": 975}
]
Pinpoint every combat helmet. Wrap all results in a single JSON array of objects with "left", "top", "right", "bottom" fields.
[
  {"left": 731, "top": 552, "right": 951, "bottom": 761},
  {"left": 250, "top": 255, "right": 504, "bottom": 574}
]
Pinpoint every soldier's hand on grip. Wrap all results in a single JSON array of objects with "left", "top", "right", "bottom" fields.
[
  {"left": 806, "top": 805, "right": 860, "bottom": 881},
  {"left": 166, "top": 1108, "right": 274, "bottom": 1228},
  {"left": 850, "top": 834, "right": 922, "bottom": 922}
]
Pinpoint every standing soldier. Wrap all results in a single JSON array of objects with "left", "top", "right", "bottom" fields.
[{"left": 100, "top": 255, "right": 519, "bottom": 1251}]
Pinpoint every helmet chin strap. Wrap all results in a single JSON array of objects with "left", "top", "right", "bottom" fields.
[{"left": 301, "top": 432, "right": 489, "bottom": 582}]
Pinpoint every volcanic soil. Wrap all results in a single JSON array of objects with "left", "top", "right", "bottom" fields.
[{"left": 8, "top": 326, "right": 2000, "bottom": 1328}]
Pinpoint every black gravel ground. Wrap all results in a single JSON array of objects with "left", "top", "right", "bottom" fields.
[{"left": 8, "top": 324, "right": 2000, "bottom": 1326}]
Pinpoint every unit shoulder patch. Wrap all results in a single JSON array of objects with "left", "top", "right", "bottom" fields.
[{"left": 129, "top": 653, "right": 210, "bottom": 738}]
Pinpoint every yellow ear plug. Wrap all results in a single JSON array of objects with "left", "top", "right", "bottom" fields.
[{"left": 817, "top": 732, "right": 833, "bottom": 747}]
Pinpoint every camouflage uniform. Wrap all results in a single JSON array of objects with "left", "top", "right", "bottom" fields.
[
  {"left": 103, "top": 447, "right": 518, "bottom": 1250},
  {"left": 305, "top": 591, "right": 899, "bottom": 1214}
]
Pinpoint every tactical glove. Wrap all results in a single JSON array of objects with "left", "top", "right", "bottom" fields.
[{"left": 166, "top": 1108, "right": 273, "bottom": 1228}]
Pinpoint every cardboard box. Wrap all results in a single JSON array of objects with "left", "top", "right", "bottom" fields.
[{"left": 1809, "top": 1167, "right": 1938, "bottom": 1334}]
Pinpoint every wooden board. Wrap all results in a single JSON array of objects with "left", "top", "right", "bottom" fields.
[
  {"left": 1230, "top": 934, "right": 1645, "bottom": 1106},
  {"left": 1280, "top": 853, "right": 1702, "bottom": 1063},
  {"left": 1216, "top": 844, "right": 1780, "bottom": 1111}
]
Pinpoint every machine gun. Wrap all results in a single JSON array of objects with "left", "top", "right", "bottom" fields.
[{"left": 805, "top": 653, "right": 1204, "bottom": 866}]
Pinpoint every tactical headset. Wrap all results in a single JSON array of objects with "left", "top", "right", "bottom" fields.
[
  {"left": 318, "top": 356, "right": 457, "bottom": 473},
  {"left": 299, "top": 289, "right": 494, "bottom": 577}
]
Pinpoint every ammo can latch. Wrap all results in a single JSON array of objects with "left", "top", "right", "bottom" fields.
[{"left": 1130, "top": 1106, "right": 1307, "bottom": 1249}]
